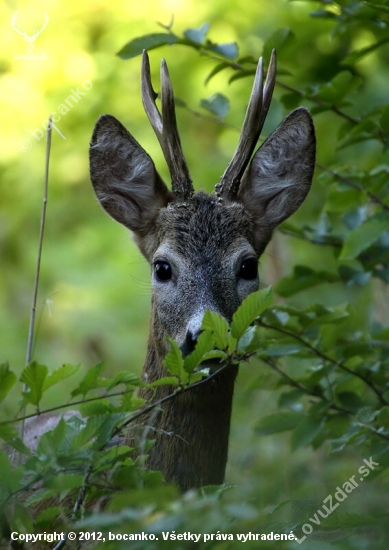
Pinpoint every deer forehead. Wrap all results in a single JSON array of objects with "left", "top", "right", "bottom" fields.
[{"left": 152, "top": 192, "right": 256, "bottom": 260}]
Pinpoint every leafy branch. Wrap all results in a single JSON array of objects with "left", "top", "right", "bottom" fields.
[
  {"left": 256, "top": 319, "right": 389, "bottom": 406},
  {"left": 260, "top": 356, "right": 352, "bottom": 415}
]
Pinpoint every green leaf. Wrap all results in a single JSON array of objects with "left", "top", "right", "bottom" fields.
[
  {"left": 20, "top": 362, "right": 48, "bottom": 406},
  {"left": 46, "top": 473, "right": 84, "bottom": 492},
  {"left": 200, "top": 93, "right": 230, "bottom": 118},
  {"left": 313, "top": 71, "right": 360, "bottom": 104},
  {"left": 0, "top": 423, "right": 31, "bottom": 455},
  {"left": 275, "top": 266, "right": 339, "bottom": 297},
  {"left": 0, "top": 451, "right": 23, "bottom": 493},
  {"left": 237, "top": 326, "right": 256, "bottom": 351},
  {"left": 71, "top": 362, "right": 105, "bottom": 397},
  {"left": 149, "top": 376, "right": 179, "bottom": 387},
  {"left": 231, "top": 287, "right": 273, "bottom": 340},
  {"left": 117, "top": 33, "right": 179, "bottom": 59},
  {"left": 291, "top": 416, "right": 325, "bottom": 450},
  {"left": 255, "top": 411, "right": 301, "bottom": 435},
  {"left": 263, "top": 28, "right": 294, "bottom": 61},
  {"left": 229, "top": 70, "right": 255, "bottom": 84},
  {"left": 0, "top": 363, "right": 17, "bottom": 403},
  {"left": 245, "top": 370, "right": 280, "bottom": 391},
  {"left": 201, "top": 310, "right": 229, "bottom": 350},
  {"left": 264, "top": 343, "right": 305, "bottom": 356},
  {"left": 380, "top": 105, "right": 389, "bottom": 131},
  {"left": 43, "top": 364, "right": 80, "bottom": 391},
  {"left": 340, "top": 212, "right": 389, "bottom": 259},
  {"left": 35, "top": 506, "right": 64, "bottom": 528},
  {"left": 205, "top": 62, "right": 230, "bottom": 84},
  {"left": 199, "top": 350, "right": 227, "bottom": 363},
  {"left": 184, "top": 330, "right": 215, "bottom": 373},
  {"left": 107, "top": 371, "right": 142, "bottom": 391},
  {"left": 69, "top": 415, "right": 107, "bottom": 449},
  {"left": 80, "top": 399, "right": 113, "bottom": 417},
  {"left": 36, "top": 416, "right": 69, "bottom": 456},
  {"left": 344, "top": 37, "right": 389, "bottom": 64},
  {"left": 280, "top": 93, "right": 301, "bottom": 110},
  {"left": 183, "top": 23, "right": 210, "bottom": 44},
  {"left": 163, "top": 338, "right": 187, "bottom": 382}
]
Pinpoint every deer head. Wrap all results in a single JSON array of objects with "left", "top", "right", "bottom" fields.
[
  {"left": 90, "top": 50, "right": 315, "bottom": 361},
  {"left": 89, "top": 50, "right": 315, "bottom": 489}
]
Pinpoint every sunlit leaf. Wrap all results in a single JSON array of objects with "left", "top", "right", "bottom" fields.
[
  {"left": 107, "top": 371, "right": 142, "bottom": 391},
  {"left": 71, "top": 362, "right": 105, "bottom": 397},
  {"left": 163, "top": 338, "right": 187, "bottom": 383},
  {"left": 0, "top": 363, "right": 17, "bottom": 403},
  {"left": 20, "top": 362, "right": 48, "bottom": 406},
  {"left": 184, "top": 330, "right": 215, "bottom": 373},
  {"left": 201, "top": 310, "right": 229, "bottom": 350},
  {"left": 231, "top": 288, "right": 273, "bottom": 340},
  {"left": 43, "top": 364, "right": 80, "bottom": 391},
  {"left": 149, "top": 376, "right": 179, "bottom": 387}
]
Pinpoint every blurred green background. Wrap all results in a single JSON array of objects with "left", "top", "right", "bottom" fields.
[{"left": 1, "top": 0, "right": 388, "bottom": 546}]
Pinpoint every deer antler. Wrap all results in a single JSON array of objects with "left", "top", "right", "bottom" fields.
[
  {"left": 141, "top": 50, "right": 194, "bottom": 201},
  {"left": 216, "top": 49, "right": 277, "bottom": 201}
]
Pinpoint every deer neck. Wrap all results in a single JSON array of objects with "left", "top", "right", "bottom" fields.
[{"left": 137, "top": 314, "right": 239, "bottom": 492}]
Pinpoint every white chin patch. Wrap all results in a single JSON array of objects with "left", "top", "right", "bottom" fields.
[{"left": 195, "top": 361, "right": 223, "bottom": 375}]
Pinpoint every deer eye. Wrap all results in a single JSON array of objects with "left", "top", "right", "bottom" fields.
[
  {"left": 154, "top": 261, "right": 172, "bottom": 281},
  {"left": 238, "top": 258, "right": 258, "bottom": 280}
]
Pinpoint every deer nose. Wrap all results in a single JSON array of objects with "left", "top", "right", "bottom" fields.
[{"left": 180, "top": 329, "right": 202, "bottom": 358}]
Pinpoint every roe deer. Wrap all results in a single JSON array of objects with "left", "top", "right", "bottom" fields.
[
  {"left": 88, "top": 50, "right": 316, "bottom": 491},
  {"left": 7, "top": 50, "right": 315, "bottom": 503}
]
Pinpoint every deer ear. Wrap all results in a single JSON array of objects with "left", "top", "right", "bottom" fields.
[
  {"left": 238, "top": 107, "right": 316, "bottom": 235},
  {"left": 89, "top": 115, "right": 172, "bottom": 235}
]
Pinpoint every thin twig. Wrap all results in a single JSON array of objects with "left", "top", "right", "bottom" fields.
[
  {"left": 196, "top": 50, "right": 361, "bottom": 126},
  {"left": 0, "top": 362, "right": 221, "bottom": 427},
  {"left": 25, "top": 116, "right": 52, "bottom": 368},
  {"left": 17, "top": 116, "right": 52, "bottom": 468},
  {"left": 276, "top": 81, "right": 360, "bottom": 125},
  {"left": 316, "top": 163, "right": 389, "bottom": 212},
  {"left": 257, "top": 320, "right": 388, "bottom": 406},
  {"left": 261, "top": 356, "right": 351, "bottom": 414}
]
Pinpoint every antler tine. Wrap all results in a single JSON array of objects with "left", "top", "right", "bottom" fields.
[
  {"left": 217, "top": 49, "right": 277, "bottom": 201},
  {"left": 141, "top": 50, "right": 193, "bottom": 201},
  {"left": 256, "top": 49, "right": 277, "bottom": 143},
  {"left": 141, "top": 50, "right": 163, "bottom": 141},
  {"left": 160, "top": 59, "right": 194, "bottom": 200}
]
